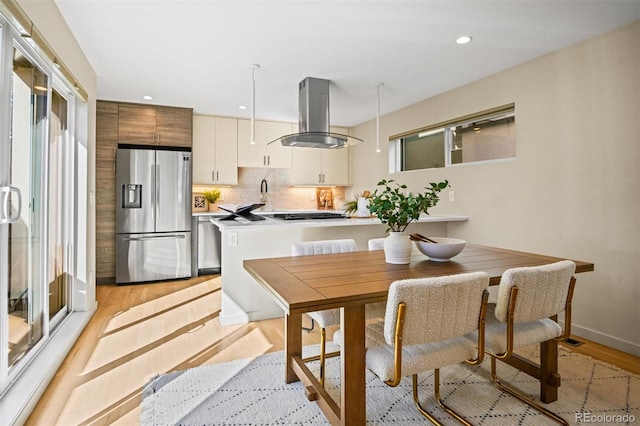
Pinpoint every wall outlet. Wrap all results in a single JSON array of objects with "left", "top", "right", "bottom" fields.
[
  {"left": 228, "top": 232, "right": 238, "bottom": 246},
  {"left": 449, "top": 191, "right": 455, "bottom": 202}
]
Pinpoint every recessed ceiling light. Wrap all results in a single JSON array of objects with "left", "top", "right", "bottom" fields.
[
  {"left": 142, "top": 95, "right": 153, "bottom": 100},
  {"left": 239, "top": 105, "right": 247, "bottom": 110},
  {"left": 456, "top": 35, "right": 472, "bottom": 45}
]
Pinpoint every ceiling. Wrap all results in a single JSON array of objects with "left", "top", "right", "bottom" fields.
[{"left": 54, "top": 0, "right": 640, "bottom": 127}]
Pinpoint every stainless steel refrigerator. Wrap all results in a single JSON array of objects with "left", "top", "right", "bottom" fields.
[{"left": 116, "top": 148, "right": 192, "bottom": 284}]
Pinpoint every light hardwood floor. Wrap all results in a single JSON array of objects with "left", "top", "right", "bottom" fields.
[{"left": 26, "top": 275, "right": 639, "bottom": 425}]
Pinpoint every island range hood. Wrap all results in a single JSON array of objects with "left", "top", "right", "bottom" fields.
[{"left": 268, "top": 77, "right": 363, "bottom": 149}]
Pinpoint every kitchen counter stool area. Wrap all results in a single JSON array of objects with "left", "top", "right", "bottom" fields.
[{"left": 211, "top": 214, "right": 468, "bottom": 325}]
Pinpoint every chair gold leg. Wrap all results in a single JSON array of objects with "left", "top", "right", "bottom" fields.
[
  {"left": 318, "top": 327, "right": 326, "bottom": 386},
  {"left": 302, "top": 317, "right": 315, "bottom": 332},
  {"left": 301, "top": 325, "right": 339, "bottom": 388},
  {"left": 490, "top": 356, "right": 568, "bottom": 425},
  {"left": 413, "top": 372, "right": 472, "bottom": 426}
]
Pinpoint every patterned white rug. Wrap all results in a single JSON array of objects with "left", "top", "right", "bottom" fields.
[{"left": 140, "top": 345, "right": 639, "bottom": 425}]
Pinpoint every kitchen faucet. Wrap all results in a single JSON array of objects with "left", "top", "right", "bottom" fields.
[{"left": 260, "top": 179, "right": 268, "bottom": 203}]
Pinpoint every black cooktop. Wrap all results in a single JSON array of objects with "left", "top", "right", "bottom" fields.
[{"left": 272, "top": 212, "right": 347, "bottom": 220}]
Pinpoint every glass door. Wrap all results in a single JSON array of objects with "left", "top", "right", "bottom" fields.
[
  {"left": 47, "top": 85, "right": 73, "bottom": 329},
  {"left": 5, "top": 43, "right": 48, "bottom": 370},
  {"left": 0, "top": 11, "right": 78, "bottom": 397}
]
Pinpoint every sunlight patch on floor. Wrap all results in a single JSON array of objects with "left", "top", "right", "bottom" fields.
[
  {"left": 103, "top": 279, "right": 221, "bottom": 333},
  {"left": 56, "top": 315, "right": 252, "bottom": 425},
  {"left": 82, "top": 290, "right": 223, "bottom": 374}
]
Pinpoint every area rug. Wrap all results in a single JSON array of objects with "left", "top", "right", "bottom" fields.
[{"left": 140, "top": 344, "right": 639, "bottom": 425}]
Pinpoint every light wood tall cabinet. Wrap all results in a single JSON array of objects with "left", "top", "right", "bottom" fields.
[
  {"left": 192, "top": 115, "right": 238, "bottom": 185},
  {"left": 95, "top": 100, "right": 118, "bottom": 281},
  {"left": 289, "top": 126, "right": 350, "bottom": 186},
  {"left": 237, "top": 119, "right": 293, "bottom": 168},
  {"left": 118, "top": 102, "right": 193, "bottom": 147}
]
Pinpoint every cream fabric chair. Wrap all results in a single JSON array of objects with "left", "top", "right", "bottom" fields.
[
  {"left": 367, "top": 237, "right": 386, "bottom": 250},
  {"left": 475, "top": 260, "right": 576, "bottom": 425},
  {"left": 336, "top": 272, "right": 490, "bottom": 425},
  {"left": 292, "top": 239, "right": 357, "bottom": 256},
  {"left": 292, "top": 239, "right": 385, "bottom": 386}
]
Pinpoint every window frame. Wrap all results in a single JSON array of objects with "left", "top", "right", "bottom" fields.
[{"left": 389, "top": 104, "right": 515, "bottom": 174}]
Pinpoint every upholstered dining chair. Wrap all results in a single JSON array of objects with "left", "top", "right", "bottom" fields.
[
  {"left": 292, "top": 239, "right": 385, "bottom": 386},
  {"left": 367, "top": 237, "right": 386, "bottom": 250},
  {"left": 474, "top": 260, "right": 576, "bottom": 425},
  {"left": 336, "top": 272, "right": 490, "bottom": 425}
]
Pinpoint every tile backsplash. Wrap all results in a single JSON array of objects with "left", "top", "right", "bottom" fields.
[{"left": 193, "top": 167, "right": 346, "bottom": 211}]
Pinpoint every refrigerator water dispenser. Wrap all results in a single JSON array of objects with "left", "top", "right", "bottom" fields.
[{"left": 122, "top": 184, "right": 142, "bottom": 208}]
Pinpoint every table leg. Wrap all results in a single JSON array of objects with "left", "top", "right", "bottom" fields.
[
  {"left": 340, "top": 304, "right": 366, "bottom": 426},
  {"left": 540, "top": 338, "right": 559, "bottom": 403},
  {"left": 284, "top": 312, "right": 302, "bottom": 384}
]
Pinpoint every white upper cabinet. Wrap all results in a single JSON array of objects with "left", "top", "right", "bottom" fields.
[
  {"left": 237, "top": 119, "right": 293, "bottom": 168},
  {"left": 192, "top": 115, "right": 238, "bottom": 185},
  {"left": 289, "top": 126, "right": 350, "bottom": 186}
]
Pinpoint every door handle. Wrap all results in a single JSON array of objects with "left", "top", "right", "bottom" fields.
[{"left": 1, "top": 186, "right": 22, "bottom": 224}]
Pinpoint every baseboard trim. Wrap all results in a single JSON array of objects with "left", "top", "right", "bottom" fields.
[
  {"left": 571, "top": 323, "right": 640, "bottom": 357},
  {"left": 219, "top": 308, "right": 284, "bottom": 326}
]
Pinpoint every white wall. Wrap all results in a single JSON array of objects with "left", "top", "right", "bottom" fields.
[{"left": 350, "top": 21, "right": 640, "bottom": 356}]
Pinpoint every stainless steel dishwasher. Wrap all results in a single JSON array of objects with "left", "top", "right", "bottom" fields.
[{"left": 191, "top": 215, "right": 222, "bottom": 276}]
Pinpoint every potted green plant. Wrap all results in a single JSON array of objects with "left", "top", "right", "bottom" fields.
[
  {"left": 343, "top": 191, "right": 371, "bottom": 217},
  {"left": 203, "top": 188, "right": 221, "bottom": 212},
  {"left": 367, "top": 179, "right": 449, "bottom": 263}
]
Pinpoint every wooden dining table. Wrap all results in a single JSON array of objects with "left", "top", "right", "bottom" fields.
[{"left": 243, "top": 243, "right": 594, "bottom": 425}]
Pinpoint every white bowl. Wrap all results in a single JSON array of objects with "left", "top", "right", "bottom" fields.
[{"left": 414, "top": 237, "right": 466, "bottom": 262}]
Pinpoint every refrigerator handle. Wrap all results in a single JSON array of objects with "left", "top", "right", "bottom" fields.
[
  {"left": 156, "top": 163, "right": 160, "bottom": 222},
  {"left": 150, "top": 164, "right": 156, "bottom": 223},
  {"left": 123, "top": 234, "right": 186, "bottom": 241}
]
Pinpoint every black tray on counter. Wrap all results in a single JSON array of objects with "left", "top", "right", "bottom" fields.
[{"left": 272, "top": 212, "right": 346, "bottom": 220}]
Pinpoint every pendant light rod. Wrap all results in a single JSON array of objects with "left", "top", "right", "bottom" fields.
[
  {"left": 250, "top": 64, "right": 260, "bottom": 144},
  {"left": 374, "top": 82, "right": 384, "bottom": 153}
]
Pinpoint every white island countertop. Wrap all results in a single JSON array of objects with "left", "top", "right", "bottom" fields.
[
  {"left": 211, "top": 211, "right": 469, "bottom": 326},
  {"left": 211, "top": 212, "right": 468, "bottom": 230}
]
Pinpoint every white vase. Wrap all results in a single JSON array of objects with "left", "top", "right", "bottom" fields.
[{"left": 383, "top": 231, "right": 412, "bottom": 264}]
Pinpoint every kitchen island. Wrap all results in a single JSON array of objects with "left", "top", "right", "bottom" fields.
[{"left": 212, "top": 212, "right": 468, "bottom": 325}]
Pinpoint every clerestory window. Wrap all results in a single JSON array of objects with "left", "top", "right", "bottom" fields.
[{"left": 389, "top": 105, "right": 515, "bottom": 173}]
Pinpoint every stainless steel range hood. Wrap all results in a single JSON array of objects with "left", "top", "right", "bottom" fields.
[{"left": 269, "top": 77, "right": 362, "bottom": 149}]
